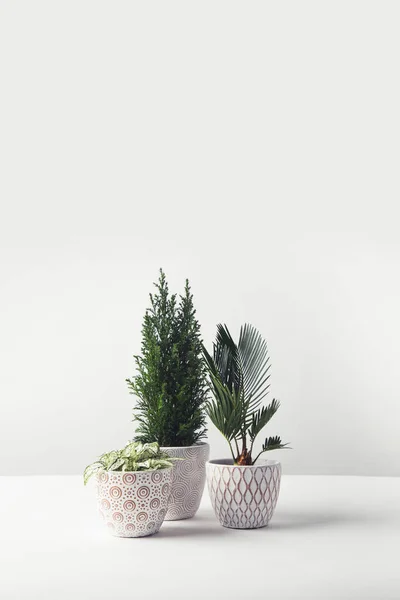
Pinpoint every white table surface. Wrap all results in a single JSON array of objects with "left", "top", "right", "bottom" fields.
[{"left": 0, "top": 475, "right": 399, "bottom": 600}]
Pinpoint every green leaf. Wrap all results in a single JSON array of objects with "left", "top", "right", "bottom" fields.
[
  {"left": 248, "top": 399, "right": 280, "bottom": 442},
  {"left": 262, "top": 435, "right": 290, "bottom": 452},
  {"left": 83, "top": 461, "right": 105, "bottom": 486},
  {"left": 238, "top": 323, "right": 271, "bottom": 411},
  {"left": 83, "top": 441, "right": 176, "bottom": 485},
  {"left": 203, "top": 323, "right": 290, "bottom": 464}
]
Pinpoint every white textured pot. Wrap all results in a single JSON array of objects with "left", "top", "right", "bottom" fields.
[
  {"left": 206, "top": 459, "right": 281, "bottom": 529},
  {"left": 96, "top": 468, "right": 172, "bottom": 538},
  {"left": 162, "top": 443, "right": 210, "bottom": 520}
]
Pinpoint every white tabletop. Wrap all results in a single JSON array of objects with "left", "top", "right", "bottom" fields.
[{"left": 0, "top": 475, "right": 398, "bottom": 600}]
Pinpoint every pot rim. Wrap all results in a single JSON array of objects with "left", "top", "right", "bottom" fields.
[
  {"left": 96, "top": 466, "right": 173, "bottom": 475},
  {"left": 207, "top": 458, "right": 280, "bottom": 468},
  {"left": 160, "top": 441, "right": 210, "bottom": 450}
]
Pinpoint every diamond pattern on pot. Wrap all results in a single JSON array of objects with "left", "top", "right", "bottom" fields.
[{"left": 206, "top": 461, "right": 282, "bottom": 529}]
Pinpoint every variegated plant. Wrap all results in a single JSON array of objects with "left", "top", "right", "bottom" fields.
[{"left": 84, "top": 441, "right": 175, "bottom": 485}]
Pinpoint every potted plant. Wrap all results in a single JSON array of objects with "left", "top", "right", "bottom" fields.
[
  {"left": 126, "top": 269, "right": 209, "bottom": 521},
  {"left": 84, "top": 441, "right": 175, "bottom": 538},
  {"left": 203, "top": 323, "right": 290, "bottom": 529}
]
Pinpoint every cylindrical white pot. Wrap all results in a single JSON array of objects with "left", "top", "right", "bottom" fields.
[
  {"left": 96, "top": 468, "right": 172, "bottom": 538},
  {"left": 162, "top": 443, "right": 210, "bottom": 520},
  {"left": 206, "top": 459, "right": 281, "bottom": 529}
]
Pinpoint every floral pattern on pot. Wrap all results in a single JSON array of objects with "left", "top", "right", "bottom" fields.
[
  {"left": 206, "top": 459, "right": 281, "bottom": 529},
  {"left": 96, "top": 468, "right": 172, "bottom": 537},
  {"left": 162, "top": 443, "right": 210, "bottom": 521}
]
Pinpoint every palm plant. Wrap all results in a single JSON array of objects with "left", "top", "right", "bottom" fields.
[
  {"left": 203, "top": 323, "right": 290, "bottom": 465},
  {"left": 83, "top": 441, "right": 175, "bottom": 485}
]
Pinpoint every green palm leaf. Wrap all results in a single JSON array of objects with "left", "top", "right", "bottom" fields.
[
  {"left": 249, "top": 399, "right": 280, "bottom": 442},
  {"left": 203, "top": 323, "right": 290, "bottom": 465},
  {"left": 213, "top": 324, "right": 242, "bottom": 393},
  {"left": 238, "top": 323, "right": 271, "bottom": 411},
  {"left": 262, "top": 435, "right": 290, "bottom": 452}
]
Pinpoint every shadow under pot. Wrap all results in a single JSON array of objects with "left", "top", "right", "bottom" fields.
[
  {"left": 206, "top": 459, "right": 282, "bottom": 529},
  {"left": 96, "top": 468, "right": 172, "bottom": 538},
  {"left": 161, "top": 442, "right": 210, "bottom": 520}
]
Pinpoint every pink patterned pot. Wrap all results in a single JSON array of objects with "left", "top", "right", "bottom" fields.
[
  {"left": 206, "top": 459, "right": 282, "bottom": 529},
  {"left": 96, "top": 468, "right": 172, "bottom": 538},
  {"left": 162, "top": 443, "right": 210, "bottom": 521}
]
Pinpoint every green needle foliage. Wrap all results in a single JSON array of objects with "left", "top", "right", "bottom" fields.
[
  {"left": 126, "top": 269, "right": 208, "bottom": 447},
  {"left": 83, "top": 441, "right": 175, "bottom": 485},
  {"left": 203, "top": 323, "right": 290, "bottom": 465}
]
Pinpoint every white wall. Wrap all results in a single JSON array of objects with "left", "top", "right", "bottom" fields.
[{"left": 1, "top": 1, "right": 399, "bottom": 476}]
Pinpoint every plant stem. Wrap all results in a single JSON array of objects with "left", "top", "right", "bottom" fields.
[
  {"left": 249, "top": 438, "right": 255, "bottom": 459},
  {"left": 251, "top": 450, "right": 265, "bottom": 465},
  {"left": 228, "top": 440, "right": 236, "bottom": 463},
  {"left": 236, "top": 433, "right": 252, "bottom": 465},
  {"left": 234, "top": 438, "right": 240, "bottom": 457}
]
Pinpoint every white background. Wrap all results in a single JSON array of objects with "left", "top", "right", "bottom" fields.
[{"left": 1, "top": 1, "right": 399, "bottom": 477}]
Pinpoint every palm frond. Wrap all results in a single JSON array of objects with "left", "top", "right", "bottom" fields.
[
  {"left": 203, "top": 322, "right": 290, "bottom": 465},
  {"left": 250, "top": 435, "right": 291, "bottom": 464},
  {"left": 203, "top": 328, "right": 245, "bottom": 444},
  {"left": 202, "top": 343, "right": 219, "bottom": 378},
  {"left": 262, "top": 435, "right": 290, "bottom": 452},
  {"left": 238, "top": 323, "right": 271, "bottom": 411},
  {"left": 248, "top": 399, "right": 280, "bottom": 442},
  {"left": 213, "top": 324, "right": 242, "bottom": 393},
  {"left": 205, "top": 374, "right": 243, "bottom": 442}
]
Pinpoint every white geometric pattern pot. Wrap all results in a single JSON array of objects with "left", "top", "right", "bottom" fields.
[
  {"left": 162, "top": 443, "right": 210, "bottom": 520},
  {"left": 206, "top": 459, "right": 281, "bottom": 529},
  {"left": 96, "top": 468, "right": 172, "bottom": 537}
]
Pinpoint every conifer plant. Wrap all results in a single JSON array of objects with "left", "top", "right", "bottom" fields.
[
  {"left": 126, "top": 269, "right": 207, "bottom": 447},
  {"left": 126, "top": 269, "right": 210, "bottom": 521}
]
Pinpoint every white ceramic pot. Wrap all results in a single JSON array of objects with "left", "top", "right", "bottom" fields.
[
  {"left": 96, "top": 468, "right": 172, "bottom": 537},
  {"left": 206, "top": 459, "right": 281, "bottom": 529},
  {"left": 162, "top": 443, "right": 210, "bottom": 520}
]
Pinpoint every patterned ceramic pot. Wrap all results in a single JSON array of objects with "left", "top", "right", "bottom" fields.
[
  {"left": 162, "top": 443, "right": 210, "bottom": 520},
  {"left": 96, "top": 468, "right": 172, "bottom": 538},
  {"left": 206, "top": 459, "right": 281, "bottom": 529}
]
